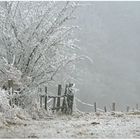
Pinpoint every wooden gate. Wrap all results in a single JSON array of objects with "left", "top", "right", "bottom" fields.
[{"left": 40, "top": 83, "right": 74, "bottom": 115}]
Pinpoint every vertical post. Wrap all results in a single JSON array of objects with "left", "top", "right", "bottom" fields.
[
  {"left": 70, "top": 94, "right": 74, "bottom": 114},
  {"left": 45, "top": 87, "right": 47, "bottom": 110},
  {"left": 104, "top": 106, "right": 107, "bottom": 112},
  {"left": 94, "top": 102, "right": 96, "bottom": 112},
  {"left": 39, "top": 88, "right": 41, "bottom": 108},
  {"left": 56, "top": 84, "right": 62, "bottom": 111},
  {"left": 62, "top": 84, "right": 68, "bottom": 113},
  {"left": 53, "top": 97, "right": 56, "bottom": 113},
  {"left": 38, "top": 88, "right": 41, "bottom": 103},
  {"left": 126, "top": 106, "right": 130, "bottom": 112},
  {"left": 8, "top": 79, "right": 13, "bottom": 107},
  {"left": 136, "top": 104, "right": 138, "bottom": 110},
  {"left": 67, "top": 83, "right": 74, "bottom": 114},
  {"left": 64, "top": 84, "right": 68, "bottom": 95},
  {"left": 40, "top": 95, "right": 42, "bottom": 108},
  {"left": 112, "top": 102, "right": 116, "bottom": 111},
  {"left": 62, "top": 96, "right": 66, "bottom": 113}
]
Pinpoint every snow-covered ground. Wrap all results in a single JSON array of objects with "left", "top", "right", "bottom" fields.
[{"left": 0, "top": 112, "right": 140, "bottom": 138}]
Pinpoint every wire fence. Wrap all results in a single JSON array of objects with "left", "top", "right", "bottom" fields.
[{"left": 75, "top": 97, "right": 104, "bottom": 112}]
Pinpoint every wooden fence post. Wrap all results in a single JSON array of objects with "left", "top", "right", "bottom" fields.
[
  {"left": 70, "top": 94, "right": 74, "bottom": 114},
  {"left": 64, "top": 84, "right": 68, "bottom": 95},
  {"left": 62, "top": 84, "right": 68, "bottom": 113},
  {"left": 39, "top": 88, "right": 43, "bottom": 108},
  {"left": 136, "top": 104, "right": 138, "bottom": 110},
  {"left": 56, "top": 84, "right": 62, "bottom": 112},
  {"left": 104, "top": 106, "right": 107, "bottom": 112},
  {"left": 126, "top": 106, "right": 130, "bottom": 112},
  {"left": 112, "top": 102, "right": 116, "bottom": 111},
  {"left": 45, "top": 86, "right": 48, "bottom": 110},
  {"left": 8, "top": 79, "right": 13, "bottom": 107},
  {"left": 94, "top": 102, "right": 96, "bottom": 112},
  {"left": 40, "top": 95, "right": 43, "bottom": 108},
  {"left": 53, "top": 97, "right": 56, "bottom": 113},
  {"left": 66, "top": 83, "right": 74, "bottom": 115}
]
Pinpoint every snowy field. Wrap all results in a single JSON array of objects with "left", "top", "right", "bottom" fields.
[{"left": 0, "top": 112, "right": 140, "bottom": 138}]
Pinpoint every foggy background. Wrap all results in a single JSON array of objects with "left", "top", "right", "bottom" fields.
[{"left": 73, "top": 2, "right": 140, "bottom": 112}]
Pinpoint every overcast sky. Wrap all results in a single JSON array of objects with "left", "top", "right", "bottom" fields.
[{"left": 74, "top": 2, "right": 140, "bottom": 112}]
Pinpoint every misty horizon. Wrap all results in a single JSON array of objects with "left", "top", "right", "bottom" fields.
[{"left": 74, "top": 1, "right": 140, "bottom": 112}]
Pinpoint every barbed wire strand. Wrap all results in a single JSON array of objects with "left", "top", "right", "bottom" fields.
[{"left": 75, "top": 97, "right": 104, "bottom": 112}]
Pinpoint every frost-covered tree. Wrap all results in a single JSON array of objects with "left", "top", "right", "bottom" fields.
[
  {"left": 0, "top": 1, "right": 84, "bottom": 111},
  {"left": 0, "top": 1, "right": 80, "bottom": 93}
]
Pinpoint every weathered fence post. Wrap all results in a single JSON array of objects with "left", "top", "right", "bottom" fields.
[
  {"left": 45, "top": 86, "right": 48, "bottom": 110},
  {"left": 68, "top": 92, "right": 74, "bottom": 114},
  {"left": 53, "top": 97, "right": 56, "bottom": 113},
  {"left": 56, "top": 84, "right": 62, "bottom": 112},
  {"left": 136, "top": 104, "right": 138, "bottom": 110},
  {"left": 112, "top": 102, "right": 116, "bottom": 111},
  {"left": 66, "top": 83, "right": 74, "bottom": 114},
  {"left": 40, "top": 96, "right": 43, "bottom": 108},
  {"left": 39, "top": 88, "right": 43, "bottom": 108},
  {"left": 8, "top": 79, "right": 13, "bottom": 107},
  {"left": 104, "top": 106, "right": 107, "bottom": 112},
  {"left": 94, "top": 102, "right": 97, "bottom": 112},
  {"left": 64, "top": 84, "right": 68, "bottom": 95},
  {"left": 126, "top": 106, "right": 130, "bottom": 112},
  {"left": 62, "top": 84, "right": 68, "bottom": 113}
]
